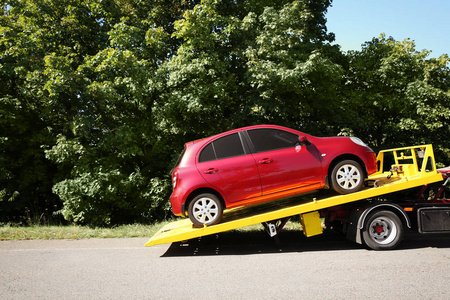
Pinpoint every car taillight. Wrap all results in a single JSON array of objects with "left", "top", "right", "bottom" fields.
[{"left": 172, "top": 175, "right": 178, "bottom": 189}]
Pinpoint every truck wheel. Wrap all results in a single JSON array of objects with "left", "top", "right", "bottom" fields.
[
  {"left": 362, "top": 210, "right": 403, "bottom": 250},
  {"left": 188, "top": 193, "right": 223, "bottom": 227},
  {"left": 331, "top": 160, "right": 364, "bottom": 194}
]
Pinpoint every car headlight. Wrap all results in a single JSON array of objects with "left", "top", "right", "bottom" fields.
[{"left": 350, "top": 137, "right": 368, "bottom": 147}]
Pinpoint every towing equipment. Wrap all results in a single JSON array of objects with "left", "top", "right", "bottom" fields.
[{"left": 146, "top": 145, "right": 449, "bottom": 250}]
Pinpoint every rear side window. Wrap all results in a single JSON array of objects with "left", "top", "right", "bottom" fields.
[
  {"left": 199, "top": 133, "right": 245, "bottom": 162},
  {"left": 170, "top": 147, "right": 186, "bottom": 175},
  {"left": 173, "top": 148, "right": 186, "bottom": 169},
  {"left": 199, "top": 143, "right": 215, "bottom": 162},
  {"left": 247, "top": 129, "right": 299, "bottom": 152}
]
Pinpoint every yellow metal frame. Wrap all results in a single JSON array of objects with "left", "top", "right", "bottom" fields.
[
  {"left": 145, "top": 145, "right": 443, "bottom": 247},
  {"left": 300, "top": 211, "right": 323, "bottom": 237}
]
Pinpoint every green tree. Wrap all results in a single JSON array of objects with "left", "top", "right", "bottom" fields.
[
  {"left": 243, "top": 0, "right": 343, "bottom": 134},
  {"left": 42, "top": 1, "right": 192, "bottom": 225},
  {"left": 1, "top": 0, "right": 343, "bottom": 225},
  {"left": 0, "top": 0, "right": 193, "bottom": 225},
  {"left": 343, "top": 34, "right": 450, "bottom": 165},
  {"left": 4, "top": 0, "right": 447, "bottom": 227},
  {"left": 1, "top": 0, "right": 124, "bottom": 223},
  {"left": 156, "top": 0, "right": 342, "bottom": 140}
]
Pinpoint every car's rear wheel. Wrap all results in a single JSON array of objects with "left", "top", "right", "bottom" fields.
[
  {"left": 331, "top": 160, "right": 364, "bottom": 194},
  {"left": 188, "top": 193, "right": 223, "bottom": 227}
]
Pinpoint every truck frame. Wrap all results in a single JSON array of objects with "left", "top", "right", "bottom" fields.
[{"left": 145, "top": 144, "right": 449, "bottom": 250}]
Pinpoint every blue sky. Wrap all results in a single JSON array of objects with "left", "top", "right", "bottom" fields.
[{"left": 326, "top": 0, "right": 450, "bottom": 58}]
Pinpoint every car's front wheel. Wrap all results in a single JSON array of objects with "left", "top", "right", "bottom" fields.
[
  {"left": 331, "top": 159, "right": 364, "bottom": 194},
  {"left": 188, "top": 193, "right": 223, "bottom": 227}
]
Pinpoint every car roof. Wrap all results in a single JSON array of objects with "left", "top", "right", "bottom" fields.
[{"left": 184, "top": 124, "right": 302, "bottom": 148}]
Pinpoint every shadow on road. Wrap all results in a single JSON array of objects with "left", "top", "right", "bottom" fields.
[{"left": 161, "top": 229, "right": 450, "bottom": 257}]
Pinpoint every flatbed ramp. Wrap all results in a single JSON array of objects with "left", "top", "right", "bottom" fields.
[{"left": 145, "top": 145, "right": 444, "bottom": 247}]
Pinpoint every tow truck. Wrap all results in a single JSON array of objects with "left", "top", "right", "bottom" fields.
[{"left": 145, "top": 144, "right": 449, "bottom": 250}]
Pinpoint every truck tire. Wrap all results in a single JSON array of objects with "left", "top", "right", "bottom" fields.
[{"left": 362, "top": 210, "right": 403, "bottom": 250}]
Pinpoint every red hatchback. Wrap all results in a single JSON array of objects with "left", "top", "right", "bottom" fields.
[{"left": 170, "top": 125, "right": 377, "bottom": 227}]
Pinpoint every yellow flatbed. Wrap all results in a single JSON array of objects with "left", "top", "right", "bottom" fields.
[{"left": 145, "top": 145, "right": 444, "bottom": 247}]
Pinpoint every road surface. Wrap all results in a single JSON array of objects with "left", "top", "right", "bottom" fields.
[{"left": 1, "top": 230, "right": 449, "bottom": 299}]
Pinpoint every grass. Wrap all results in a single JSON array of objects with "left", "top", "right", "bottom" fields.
[
  {"left": 0, "top": 222, "right": 171, "bottom": 241},
  {"left": 0, "top": 219, "right": 306, "bottom": 241}
]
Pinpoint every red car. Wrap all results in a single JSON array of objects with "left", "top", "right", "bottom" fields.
[{"left": 170, "top": 125, "right": 377, "bottom": 227}]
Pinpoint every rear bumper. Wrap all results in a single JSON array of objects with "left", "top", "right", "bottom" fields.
[{"left": 169, "top": 191, "right": 184, "bottom": 217}]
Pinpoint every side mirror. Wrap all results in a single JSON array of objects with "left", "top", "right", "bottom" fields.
[{"left": 299, "top": 136, "right": 311, "bottom": 146}]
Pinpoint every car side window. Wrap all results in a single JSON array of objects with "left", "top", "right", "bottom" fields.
[
  {"left": 247, "top": 129, "right": 299, "bottom": 152},
  {"left": 199, "top": 143, "right": 215, "bottom": 162},
  {"left": 198, "top": 133, "right": 245, "bottom": 162}
]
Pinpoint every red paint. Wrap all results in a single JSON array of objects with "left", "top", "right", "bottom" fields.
[{"left": 169, "top": 125, "right": 378, "bottom": 217}]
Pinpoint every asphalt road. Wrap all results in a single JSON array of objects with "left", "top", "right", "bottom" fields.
[{"left": 1, "top": 230, "right": 449, "bottom": 300}]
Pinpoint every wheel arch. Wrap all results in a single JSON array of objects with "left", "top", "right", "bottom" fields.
[
  {"left": 347, "top": 201, "right": 411, "bottom": 245},
  {"left": 183, "top": 187, "right": 226, "bottom": 217},
  {"left": 357, "top": 203, "right": 411, "bottom": 231},
  {"left": 327, "top": 154, "right": 368, "bottom": 179}
]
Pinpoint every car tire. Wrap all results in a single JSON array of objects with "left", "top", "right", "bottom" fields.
[
  {"left": 188, "top": 193, "right": 223, "bottom": 227},
  {"left": 331, "top": 160, "right": 364, "bottom": 194},
  {"left": 362, "top": 210, "right": 403, "bottom": 250}
]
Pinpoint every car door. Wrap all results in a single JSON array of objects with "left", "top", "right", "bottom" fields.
[
  {"left": 196, "top": 132, "right": 262, "bottom": 203},
  {"left": 246, "top": 128, "right": 323, "bottom": 196}
]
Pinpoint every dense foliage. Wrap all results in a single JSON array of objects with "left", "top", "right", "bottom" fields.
[{"left": 1, "top": 1, "right": 449, "bottom": 226}]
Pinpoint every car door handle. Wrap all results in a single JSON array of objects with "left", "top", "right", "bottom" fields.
[
  {"left": 204, "top": 168, "right": 219, "bottom": 174},
  {"left": 259, "top": 158, "right": 273, "bottom": 164}
]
